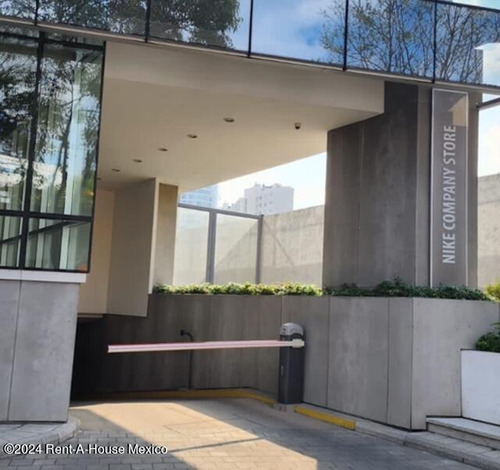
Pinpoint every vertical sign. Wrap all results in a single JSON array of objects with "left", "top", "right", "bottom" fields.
[{"left": 431, "top": 89, "right": 468, "bottom": 286}]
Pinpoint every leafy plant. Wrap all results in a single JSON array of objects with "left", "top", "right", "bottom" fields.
[
  {"left": 476, "top": 323, "right": 500, "bottom": 353},
  {"left": 154, "top": 278, "right": 489, "bottom": 301},
  {"left": 326, "top": 278, "right": 489, "bottom": 301},
  {"left": 485, "top": 281, "right": 500, "bottom": 303},
  {"left": 153, "top": 282, "right": 323, "bottom": 296}
]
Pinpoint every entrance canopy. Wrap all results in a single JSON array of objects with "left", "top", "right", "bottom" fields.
[{"left": 98, "top": 41, "right": 385, "bottom": 192}]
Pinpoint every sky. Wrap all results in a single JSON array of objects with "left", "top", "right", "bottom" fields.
[{"left": 202, "top": 0, "right": 500, "bottom": 210}]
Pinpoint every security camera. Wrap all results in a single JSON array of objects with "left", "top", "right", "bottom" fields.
[{"left": 294, "top": 122, "right": 302, "bottom": 130}]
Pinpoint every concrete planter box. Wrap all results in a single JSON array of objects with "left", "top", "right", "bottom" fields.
[
  {"left": 462, "top": 350, "right": 500, "bottom": 426},
  {"left": 73, "top": 294, "right": 499, "bottom": 430},
  {"left": 325, "top": 298, "right": 499, "bottom": 430}
]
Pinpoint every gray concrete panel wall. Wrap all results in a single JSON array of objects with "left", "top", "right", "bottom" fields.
[
  {"left": 261, "top": 206, "right": 324, "bottom": 285},
  {"left": 478, "top": 173, "right": 500, "bottom": 288},
  {"left": 324, "top": 82, "right": 426, "bottom": 287},
  {"left": 323, "top": 124, "right": 361, "bottom": 286},
  {"left": 75, "top": 295, "right": 282, "bottom": 395},
  {"left": 324, "top": 82, "right": 480, "bottom": 289},
  {"left": 0, "top": 281, "right": 20, "bottom": 421},
  {"left": 0, "top": 281, "right": 80, "bottom": 423},
  {"left": 73, "top": 294, "right": 500, "bottom": 430},
  {"left": 281, "top": 296, "right": 330, "bottom": 407},
  {"left": 387, "top": 298, "right": 413, "bottom": 429},
  {"left": 411, "top": 298, "right": 499, "bottom": 429},
  {"left": 327, "top": 298, "right": 390, "bottom": 422},
  {"left": 357, "top": 85, "right": 419, "bottom": 286},
  {"left": 467, "top": 94, "right": 481, "bottom": 288}
]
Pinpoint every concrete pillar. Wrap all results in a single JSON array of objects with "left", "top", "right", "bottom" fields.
[
  {"left": 322, "top": 81, "right": 479, "bottom": 288},
  {"left": 153, "top": 183, "right": 179, "bottom": 286},
  {"left": 0, "top": 279, "right": 80, "bottom": 422},
  {"left": 105, "top": 180, "right": 178, "bottom": 317}
]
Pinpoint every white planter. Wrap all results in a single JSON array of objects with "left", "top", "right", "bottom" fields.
[{"left": 462, "top": 350, "right": 500, "bottom": 426}]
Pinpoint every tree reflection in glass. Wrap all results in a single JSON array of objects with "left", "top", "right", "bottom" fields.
[
  {"left": 149, "top": 0, "right": 244, "bottom": 49},
  {"left": 0, "top": 0, "right": 36, "bottom": 20},
  {"left": 31, "top": 45, "right": 102, "bottom": 217},
  {"left": 320, "top": 0, "right": 500, "bottom": 85},
  {"left": 38, "top": 0, "right": 147, "bottom": 35},
  {"left": 0, "top": 36, "right": 37, "bottom": 212}
]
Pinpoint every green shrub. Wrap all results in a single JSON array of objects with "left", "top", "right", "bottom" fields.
[
  {"left": 326, "top": 278, "right": 488, "bottom": 301},
  {"left": 486, "top": 281, "right": 500, "bottom": 303},
  {"left": 476, "top": 323, "right": 500, "bottom": 353},
  {"left": 154, "top": 278, "right": 489, "bottom": 300},
  {"left": 153, "top": 282, "right": 323, "bottom": 296}
]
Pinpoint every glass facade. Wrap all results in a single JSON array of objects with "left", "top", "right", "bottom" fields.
[
  {"left": 38, "top": 0, "right": 147, "bottom": 36},
  {"left": 2, "top": 0, "right": 498, "bottom": 89},
  {"left": 149, "top": 0, "right": 250, "bottom": 51},
  {"left": 0, "top": 28, "right": 103, "bottom": 271}
]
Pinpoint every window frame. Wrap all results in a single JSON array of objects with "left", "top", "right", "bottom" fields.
[{"left": 0, "top": 29, "right": 105, "bottom": 273}]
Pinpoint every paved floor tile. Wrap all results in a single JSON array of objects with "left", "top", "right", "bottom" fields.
[{"left": 1, "top": 399, "right": 478, "bottom": 469}]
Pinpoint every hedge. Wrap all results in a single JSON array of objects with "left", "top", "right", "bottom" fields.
[
  {"left": 154, "top": 278, "right": 489, "bottom": 300},
  {"left": 486, "top": 281, "right": 500, "bottom": 303}
]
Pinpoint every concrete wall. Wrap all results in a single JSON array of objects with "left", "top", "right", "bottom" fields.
[
  {"left": 0, "top": 280, "right": 80, "bottom": 422},
  {"left": 152, "top": 184, "right": 179, "bottom": 286},
  {"left": 323, "top": 83, "right": 480, "bottom": 288},
  {"left": 79, "top": 189, "right": 115, "bottom": 314},
  {"left": 73, "top": 294, "right": 499, "bottom": 430},
  {"left": 80, "top": 181, "right": 178, "bottom": 317},
  {"left": 172, "top": 177, "right": 494, "bottom": 288},
  {"left": 172, "top": 206, "right": 324, "bottom": 286},
  {"left": 478, "top": 173, "right": 500, "bottom": 288},
  {"left": 107, "top": 180, "right": 158, "bottom": 317},
  {"left": 261, "top": 206, "right": 324, "bottom": 285}
]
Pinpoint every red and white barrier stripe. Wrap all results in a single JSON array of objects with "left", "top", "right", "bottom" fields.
[{"left": 108, "top": 339, "right": 305, "bottom": 354}]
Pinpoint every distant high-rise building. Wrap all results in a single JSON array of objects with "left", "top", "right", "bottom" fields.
[
  {"left": 180, "top": 185, "right": 219, "bottom": 208},
  {"left": 224, "top": 183, "right": 294, "bottom": 215}
]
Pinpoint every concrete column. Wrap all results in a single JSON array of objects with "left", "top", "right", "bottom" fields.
[
  {"left": 323, "top": 81, "right": 479, "bottom": 288},
  {"left": 106, "top": 180, "right": 178, "bottom": 317},
  {"left": 153, "top": 183, "right": 179, "bottom": 286},
  {"left": 0, "top": 280, "right": 79, "bottom": 422}
]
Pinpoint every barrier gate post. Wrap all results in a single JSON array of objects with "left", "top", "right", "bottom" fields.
[{"left": 278, "top": 323, "right": 305, "bottom": 404}]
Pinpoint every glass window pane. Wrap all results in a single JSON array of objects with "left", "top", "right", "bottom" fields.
[
  {"left": 0, "top": 215, "right": 21, "bottom": 267},
  {"left": 25, "top": 218, "right": 91, "bottom": 271},
  {"left": 436, "top": 2, "right": 500, "bottom": 86},
  {"left": 173, "top": 208, "right": 209, "bottom": 285},
  {"left": 149, "top": 0, "right": 250, "bottom": 52},
  {"left": 0, "top": 35, "right": 37, "bottom": 211},
  {"left": 252, "top": 0, "right": 345, "bottom": 66},
  {"left": 0, "top": 0, "right": 36, "bottom": 20},
  {"left": 38, "top": 0, "right": 147, "bottom": 35},
  {"left": 31, "top": 44, "right": 103, "bottom": 216},
  {"left": 346, "top": 0, "right": 434, "bottom": 78},
  {"left": 214, "top": 214, "right": 258, "bottom": 284}
]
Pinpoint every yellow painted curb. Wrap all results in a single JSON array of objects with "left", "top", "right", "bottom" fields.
[
  {"left": 294, "top": 405, "right": 356, "bottom": 430},
  {"left": 84, "top": 388, "right": 276, "bottom": 406}
]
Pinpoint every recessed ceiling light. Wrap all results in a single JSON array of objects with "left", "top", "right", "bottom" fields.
[
  {"left": 112, "top": 168, "right": 121, "bottom": 172},
  {"left": 223, "top": 117, "right": 235, "bottom": 123},
  {"left": 133, "top": 159, "right": 142, "bottom": 163},
  {"left": 158, "top": 147, "right": 168, "bottom": 152},
  {"left": 187, "top": 134, "right": 198, "bottom": 139}
]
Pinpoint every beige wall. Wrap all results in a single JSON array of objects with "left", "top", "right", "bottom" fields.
[
  {"left": 153, "top": 184, "right": 179, "bottom": 286},
  {"left": 78, "top": 190, "right": 115, "bottom": 314},
  {"left": 106, "top": 179, "right": 158, "bottom": 316},
  {"left": 79, "top": 181, "right": 178, "bottom": 317},
  {"left": 478, "top": 173, "right": 500, "bottom": 288}
]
